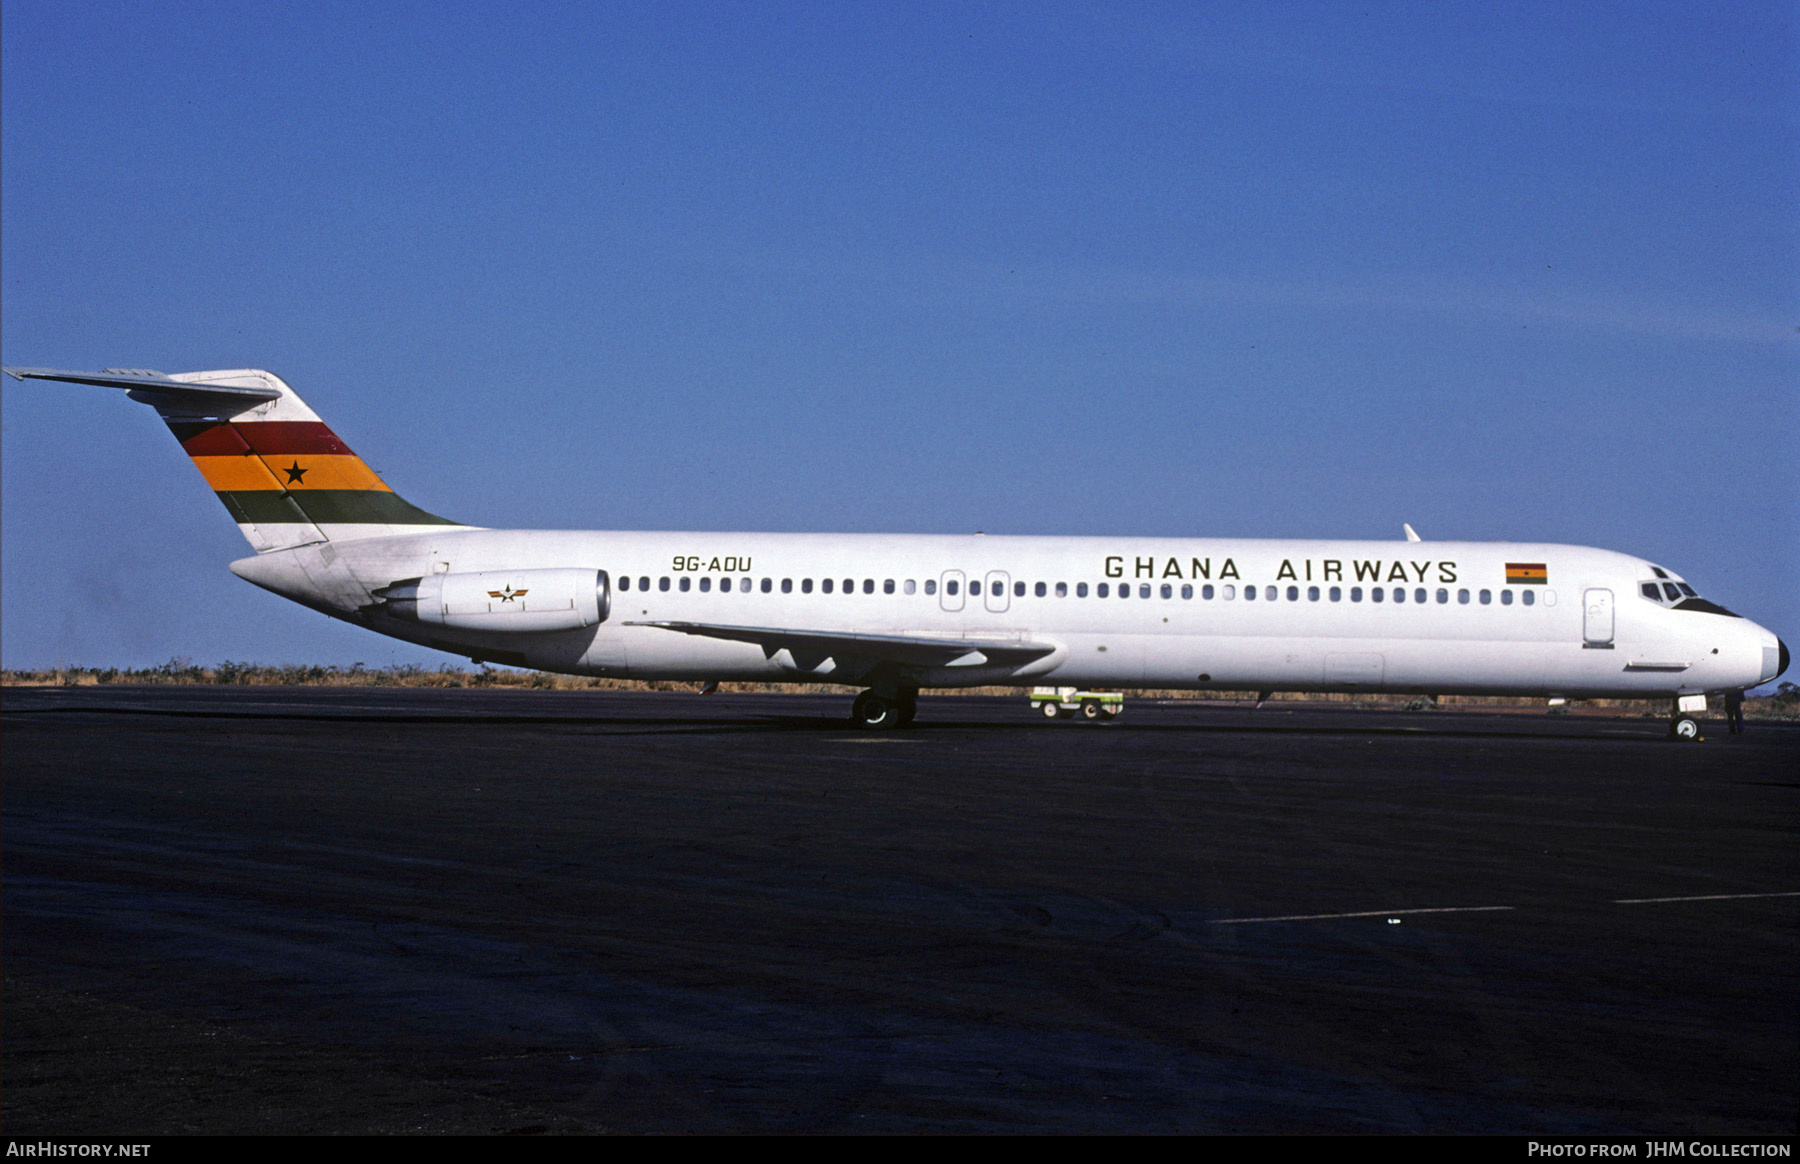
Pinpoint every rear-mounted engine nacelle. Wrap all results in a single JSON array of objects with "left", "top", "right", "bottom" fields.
[{"left": 376, "top": 569, "right": 610, "bottom": 633}]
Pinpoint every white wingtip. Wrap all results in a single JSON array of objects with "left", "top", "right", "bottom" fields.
[{"left": 1403, "top": 523, "right": 1422, "bottom": 542}]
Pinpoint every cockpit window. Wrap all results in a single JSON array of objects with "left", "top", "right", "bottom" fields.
[{"left": 1640, "top": 570, "right": 1708, "bottom": 608}]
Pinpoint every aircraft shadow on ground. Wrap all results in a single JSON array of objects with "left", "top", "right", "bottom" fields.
[{"left": 4, "top": 702, "right": 1751, "bottom": 744}]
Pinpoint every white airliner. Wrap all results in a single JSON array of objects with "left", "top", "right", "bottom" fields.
[{"left": 8, "top": 366, "right": 1786, "bottom": 736}]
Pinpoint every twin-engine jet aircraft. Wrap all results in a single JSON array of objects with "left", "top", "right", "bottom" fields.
[{"left": 8, "top": 365, "right": 1787, "bottom": 736}]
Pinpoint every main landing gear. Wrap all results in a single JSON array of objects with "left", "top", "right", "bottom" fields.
[{"left": 850, "top": 687, "right": 918, "bottom": 730}]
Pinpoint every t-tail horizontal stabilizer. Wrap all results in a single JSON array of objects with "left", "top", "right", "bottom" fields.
[
  {"left": 4, "top": 366, "right": 282, "bottom": 404},
  {"left": 6, "top": 364, "right": 467, "bottom": 552}
]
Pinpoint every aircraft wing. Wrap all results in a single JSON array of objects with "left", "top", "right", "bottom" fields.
[{"left": 623, "top": 621, "right": 1058, "bottom": 666}]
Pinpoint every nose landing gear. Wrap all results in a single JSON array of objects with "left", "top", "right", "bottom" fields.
[{"left": 1667, "top": 691, "right": 1746, "bottom": 741}]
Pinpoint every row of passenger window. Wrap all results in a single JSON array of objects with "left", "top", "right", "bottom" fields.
[
  {"left": 620, "top": 575, "right": 918, "bottom": 595},
  {"left": 616, "top": 574, "right": 1540, "bottom": 607}
]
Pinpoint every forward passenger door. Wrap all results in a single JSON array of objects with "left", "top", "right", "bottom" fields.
[{"left": 1583, "top": 588, "right": 1614, "bottom": 649}]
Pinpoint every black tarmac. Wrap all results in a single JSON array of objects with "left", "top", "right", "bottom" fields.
[{"left": 4, "top": 687, "right": 1796, "bottom": 1134}]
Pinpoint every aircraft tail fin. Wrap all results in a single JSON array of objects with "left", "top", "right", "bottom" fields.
[{"left": 5, "top": 366, "right": 467, "bottom": 552}]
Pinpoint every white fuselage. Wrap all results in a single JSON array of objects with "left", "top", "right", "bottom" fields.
[{"left": 230, "top": 528, "right": 1785, "bottom": 699}]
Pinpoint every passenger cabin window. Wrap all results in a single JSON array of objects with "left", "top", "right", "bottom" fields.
[
  {"left": 884, "top": 579, "right": 895, "bottom": 594},
  {"left": 1479, "top": 589, "right": 1491, "bottom": 604},
  {"left": 1244, "top": 585, "right": 1256, "bottom": 601},
  {"left": 1181, "top": 584, "right": 1193, "bottom": 599},
  {"left": 660, "top": 577, "right": 671, "bottom": 592},
  {"left": 1350, "top": 587, "right": 1361, "bottom": 602},
  {"left": 1036, "top": 582, "right": 1047, "bottom": 597},
  {"left": 1015, "top": 581, "right": 1026, "bottom": 597},
  {"left": 1457, "top": 589, "right": 1469, "bottom": 604},
  {"left": 946, "top": 580, "right": 958, "bottom": 596},
  {"left": 1203, "top": 584, "right": 1215, "bottom": 600},
  {"left": 1222, "top": 585, "right": 1235, "bottom": 600},
  {"left": 1137, "top": 584, "right": 1149, "bottom": 598},
  {"left": 925, "top": 579, "right": 937, "bottom": 595},
  {"left": 843, "top": 578, "right": 853, "bottom": 594},
  {"left": 1098, "top": 583, "right": 1110, "bottom": 598},
  {"left": 1055, "top": 582, "right": 1067, "bottom": 597},
  {"left": 1287, "top": 586, "right": 1299, "bottom": 601},
  {"left": 802, "top": 578, "right": 813, "bottom": 593},
  {"left": 1077, "top": 582, "right": 1089, "bottom": 597},
  {"left": 904, "top": 580, "right": 915, "bottom": 595},
  {"left": 781, "top": 578, "right": 792, "bottom": 593},
  {"left": 1501, "top": 588, "right": 1513, "bottom": 605},
  {"left": 719, "top": 577, "right": 730, "bottom": 592},
  {"left": 762, "top": 578, "right": 773, "bottom": 593},
  {"left": 700, "top": 577, "right": 712, "bottom": 592},
  {"left": 1522, "top": 590, "right": 1535, "bottom": 606},
  {"left": 1373, "top": 587, "right": 1384, "bottom": 602},
  {"left": 679, "top": 577, "right": 691, "bottom": 592},
  {"left": 1308, "top": 586, "right": 1320, "bottom": 601}
]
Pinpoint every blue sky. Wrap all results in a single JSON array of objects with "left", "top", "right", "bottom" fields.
[{"left": 4, "top": 1, "right": 1795, "bottom": 680}]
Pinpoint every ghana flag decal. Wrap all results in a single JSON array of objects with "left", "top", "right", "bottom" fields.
[
  {"left": 1505, "top": 562, "right": 1548, "bottom": 585},
  {"left": 164, "top": 418, "right": 458, "bottom": 529}
]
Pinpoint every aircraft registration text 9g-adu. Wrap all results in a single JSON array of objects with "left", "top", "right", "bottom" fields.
[{"left": 9, "top": 365, "right": 1786, "bottom": 736}]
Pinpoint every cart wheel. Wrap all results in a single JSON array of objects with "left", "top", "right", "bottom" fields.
[
  {"left": 1081, "top": 700, "right": 1102, "bottom": 720},
  {"left": 1040, "top": 700, "right": 1062, "bottom": 719}
]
